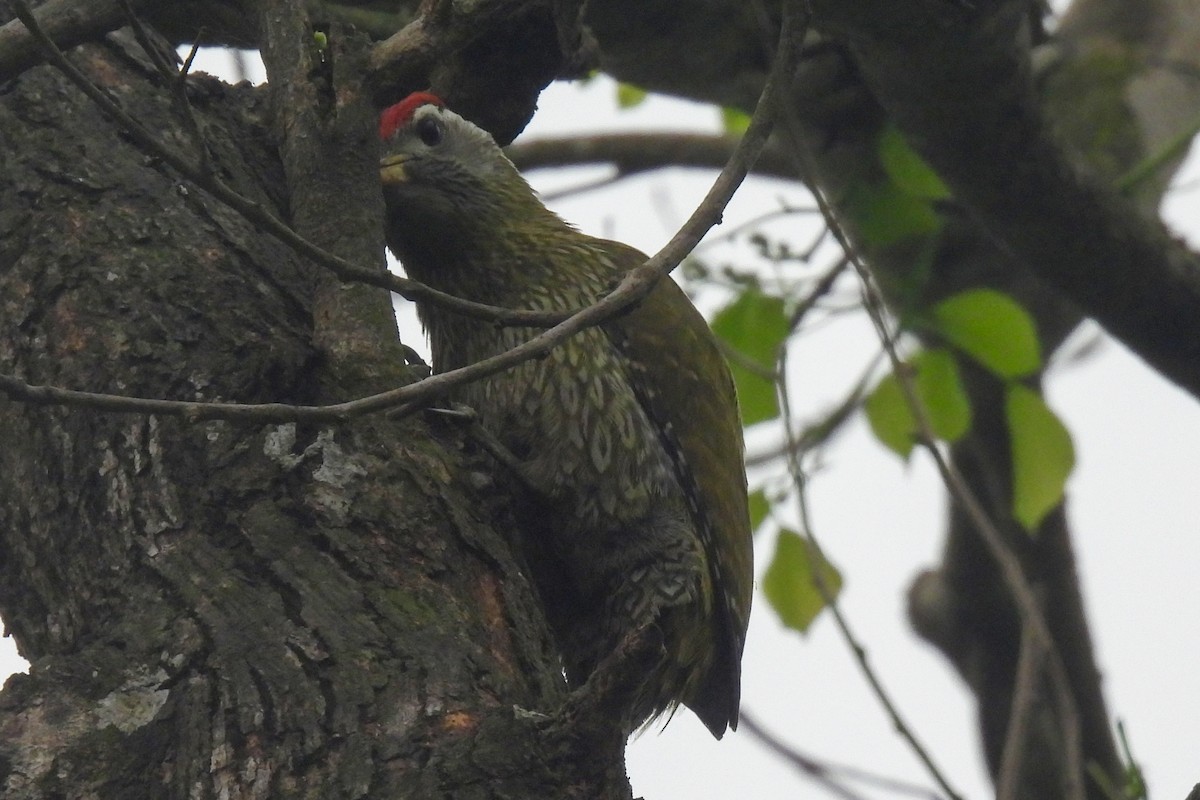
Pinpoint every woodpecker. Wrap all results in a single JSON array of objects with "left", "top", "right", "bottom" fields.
[{"left": 379, "top": 92, "right": 752, "bottom": 738}]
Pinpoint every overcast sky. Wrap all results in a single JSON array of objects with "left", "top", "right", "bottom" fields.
[
  {"left": 3, "top": 38, "right": 1198, "bottom": 800},
  {"left": 521, "top": 77, "right": 1200, "bottom": 800}
]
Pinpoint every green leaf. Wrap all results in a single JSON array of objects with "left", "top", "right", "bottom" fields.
[
  {"left": 721, "top": 107, "right": 752, "bottom": 135},
  {"left": 864, "top": 371, "right": 915, "bottom": 457},
  {"left": 931, "top": 289, "right": 1042, "bottom": 378},
  {"left": 763, "top": 530, "right": 842, "bottom": 634},
  {"left": 863, "top": 349, "right": 972, "bottom": 457},
  {"left": 1006, "top": 384, "right": 1075, "bottom": 532},
  {"left": 878, "top": 125, "right": 951, "bottom": 200},
  {"left": 616, "top": 83, "right": 648, "bottom": 109},
  {"left": 843, "top": 125, "right": 950, "bottom": 249},
  {"left": 914, "top": 349, "right": 972, "bottom": 442},
  {"left": 712, "top": 290, "right": 788, "bottom": 425},
  {"left": 844, "top": 181, "right": 942, "bottom": 246},
  {"left": 747, "top": 489, "right": 771, "bottom": 534}
]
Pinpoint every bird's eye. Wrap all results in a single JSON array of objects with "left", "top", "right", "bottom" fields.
[{"left": 416, "top": 116, "right": 443, "bottom": 147}]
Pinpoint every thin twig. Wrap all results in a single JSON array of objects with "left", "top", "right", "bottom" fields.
[
  {"left": 117, "top": 0, "right": 211, "bottom": 174},
  {"left": 718, "top": 340, "right": 778, "bottom": 381},
  {"left": 748, "top": 2, "right": 968, "bottom": 797},
  {"left": 693, "top": 204, "right": 820, "bottom": 250},
  {"left": 852, "top": 218, "right": 1085, "bottom": 800},
  {"left": 0, "top": 372, "right": 348, "bottom": 421},
  {"left": 775, "top": 340, "right": 965, "bottom": 800},
  {"left": 940, "top": 450, "right": 1085, "bottom": 800},
  {"left": 738, "top": 714, "right": 869, "bottom": 800},
  {"left": 996, "top": 624, "right": 1044, "bottom": 800},
  {"left": 741, "top": 713, "right": 948, "bottom": 800},
  {"left": 754, "top": 1, "right": 1087, "bottom": 794},
  {"left": 10, "top": 0, "right": 569, "bottom": 329},
  {"left": 5, "top": 0, "right": 800, "bottom": 423},
  {"left": 743, "top": 349, "right": 879, "bottom": 469},
  {"left": 770, "top": 231, "right": 961, "bottom": 800},
  {"left": 787, "top": 254, "right": 850, "bottom": 329},
  {"left": 117, "top": 0, "right": 173, "bottom": 77},
  {"left": 537, "top": 171, "right": 629, "bottom": 203}
]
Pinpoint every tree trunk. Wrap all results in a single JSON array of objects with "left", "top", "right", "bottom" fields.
[
  {"left": 3, "top": 0, "right": 1200, "bottom": 797},
  {"left": 0, "top": 11, "right": 629, "bottom": 798}
]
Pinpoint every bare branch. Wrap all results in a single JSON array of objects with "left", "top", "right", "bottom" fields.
[
  {"left": 996, "top": 625, "right": 1043, "bottom": 800},
  {"left": 1, "top": 0, "right": 800, "bottom": 424},
  {"left": 507, "top": 132, "right": 799, "bottom": 182},
  {"left": 740, "top": 714, "right": 946, "bottom": 800},
  {"left": 0, "top": 0, "right": 134, "bottom": 83},
  {"left": 776, "top": 379, "right": 967, "bottom": 800},
  {"left": 366, "top": 0, "right": 574, "bottom": 146},
  {"left": 751, "top": 6, "right": 968, "bottom": 796},
  {"left": 810, "top": 0, "right": 1200, "bottom": 399},
  {"left": 0, "top": 372, "right": 353, "bottom": 422},
  {"left": 774, "top": 264, "right": 965, "bottom": 800},
  {"left": 10, "top": 0, "right": 572, "bottom": 330},
  {"left": 737, "top": 715, "right": 868, "bottom": 800},
  {"left": 853, "top": 257, "right": 1086, "bottom": 800},
  {"left": 759, "top": 7, "right": 1087, "bottom": 795}
]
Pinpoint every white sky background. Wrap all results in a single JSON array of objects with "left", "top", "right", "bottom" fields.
[
  {"left": 3, "top": 31, "right": 1200, "bottom": 800},
  {"left": 520, "top": 81, "right": 1200, "bottom": 800}
]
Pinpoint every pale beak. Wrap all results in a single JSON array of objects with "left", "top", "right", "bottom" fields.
[{"left": 380, "top": 154, "right": 410, "bottom": 185}]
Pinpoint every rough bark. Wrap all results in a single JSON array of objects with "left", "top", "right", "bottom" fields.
[
  {"left": 2, "top": 0, "right": 1199, "bottom": 798},
  {"left": 0, "top": 5, "right": 629, "bottom": 798}
]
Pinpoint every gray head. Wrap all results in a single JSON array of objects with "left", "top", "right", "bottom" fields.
[{"left": 379, "top": 93, "right": 540, "bottom": 263}]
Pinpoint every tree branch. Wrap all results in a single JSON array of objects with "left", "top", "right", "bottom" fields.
[
  {"left": 853, "top": 254, "right": 1087, "bottom": 800},
  {"left": 9, "top": 0, "right": 578, "bottom": 329},
  {"left": 1, "top": 0, "right": 801, "bottom": 425},
  {"left": 810, "top": 0, "right": 1200, "bottom": 399},
  {"left": 506, "top": 132, "right": 799, "bottom": 182},
  {"left": 740, "top": 713, "right": 945, "bottom": 800},
  {"left": 0, "top": 0, "right": 133, "bottom": 82},
  {"left": 366, "top": 0, "right": 576, "bottom": 145}
]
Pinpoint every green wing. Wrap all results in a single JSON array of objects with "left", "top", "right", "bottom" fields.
[{"left": 598, "top": 240, "right": 753, "bottom": 734}]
